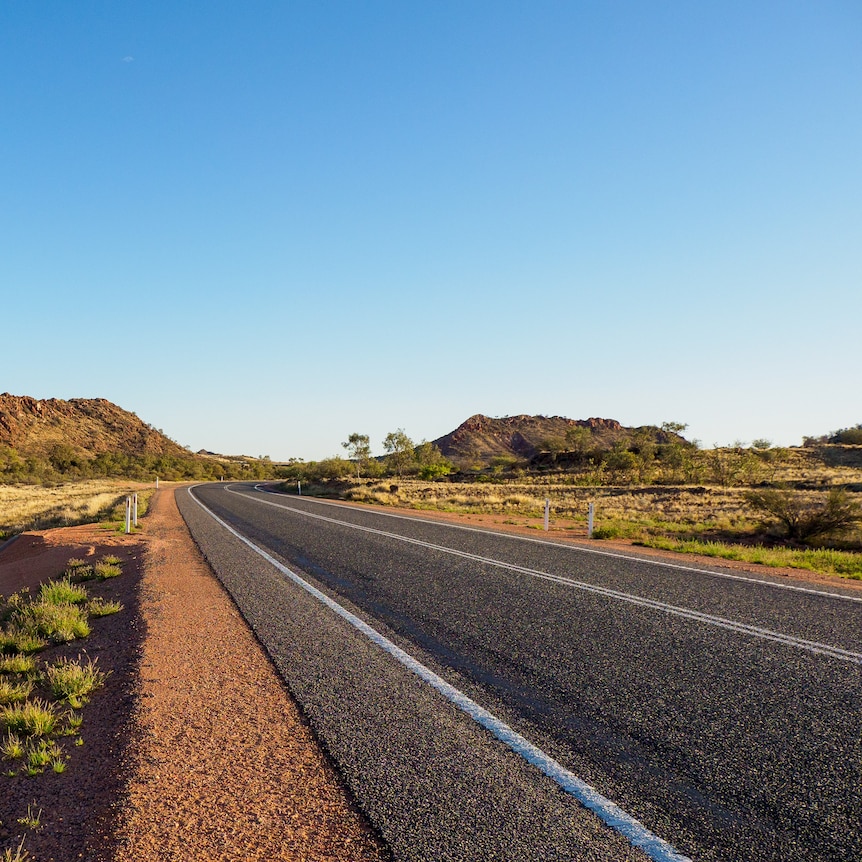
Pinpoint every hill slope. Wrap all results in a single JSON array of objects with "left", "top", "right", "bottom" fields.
[
  {"left": 432, "top": 414, "right": 631, "bottom": 462},
  {"left": 0, "top": 394, "right": 187, "bottom": 460}
]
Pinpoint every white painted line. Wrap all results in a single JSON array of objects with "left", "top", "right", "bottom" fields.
[
  {"left": 188, "top": 486, "right": 693, "bottom": 862},
  {"left": 247, "top": 483, "right": 862, "bottom": 604},
  {"left": 231, "top": 485, "right": 862, "bottom": 665}
]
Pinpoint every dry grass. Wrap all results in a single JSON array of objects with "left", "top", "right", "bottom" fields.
[
  {"left": 0, "top": 480, "right": 152, "bottom": 539},
  {"left": 338, "top": 478, "right": 862, "bottom": 579}
]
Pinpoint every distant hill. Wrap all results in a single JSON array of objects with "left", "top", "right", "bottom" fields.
[
  {"left": 0, "top": 394, "right": 188, "bottom": 460},
  {"left": 432, "top": 413, "right": 680, "bottom": 464}
]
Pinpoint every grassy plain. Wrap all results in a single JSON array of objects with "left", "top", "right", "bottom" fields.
[
  {"left": 336, "top": 477, "right": 862, "bottom": 580},
  {"left": 0, "top": 481, "right": 154, "bottom": 541}
]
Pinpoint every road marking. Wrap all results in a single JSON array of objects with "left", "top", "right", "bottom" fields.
[
  {"left": 227, "top": 485, "right": 862, "bottom": 665},
  {"left": 188, "top": 486, "right": 693, "bottom": 862},
  {"left": 248, "top": 484, "right": 862, "bottom": 604}
]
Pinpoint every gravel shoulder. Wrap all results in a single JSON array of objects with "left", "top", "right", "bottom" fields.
[{"left": 0, "top": 488, "right": 388, "bottom": 862}]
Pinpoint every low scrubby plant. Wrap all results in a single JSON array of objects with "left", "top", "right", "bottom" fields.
[
  {"left": 745, "top": 486, "right": 861, "bottom": 543},
  {"left": 2, "top": 732, "right": 24, "bottom": 760},
  {"left": 44, "top": 656, "right": 107, "bottom": 707},
  {"left": 0, "top": 679, "right": 33, "bottom": 705},
  {"left": 37, "top": 578, "right": 88, "bottom": 606},
  {"left": 93, "top": 561, "right": 121, "bottom": 580},
  {"left": 86, "top": 598, "right": 123, "bottom": 617},
  {"left": 0, "top": 654, "right": 36, "bottom": 675},
  {"left": 18, "top": 602, "right": 90, "bottom": 644},
  {"left": 0, "top": 630, "right": 46, "bottom": 656},
  {"left": 0, "top": 700, "right": 57, "bottom": 737}
]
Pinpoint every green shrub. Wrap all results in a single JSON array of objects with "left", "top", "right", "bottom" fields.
[{"left": 746, "top": 487, "right": 861, "bottom": 542}]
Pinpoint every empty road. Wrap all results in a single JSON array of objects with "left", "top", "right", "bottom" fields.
[{"left": 177, "top": 483, "right": 862, "bottom": 862}]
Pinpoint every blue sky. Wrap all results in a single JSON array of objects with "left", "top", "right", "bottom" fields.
[{"left": 2, "top": 2, "right": 860, "bottom": 460}]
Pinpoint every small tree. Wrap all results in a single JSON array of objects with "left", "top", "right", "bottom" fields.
[
  {"left": 564, "top": 427, "right": 593, "bottom": 463},
  {"left": 342, "top": 433, "right": 372, "bottom": 479},
  {"left": 383, "top": 429, "right": 415, "bottom": 477},
  {"left": 415, "top": 441, "right": 453, "bottom": 479}
]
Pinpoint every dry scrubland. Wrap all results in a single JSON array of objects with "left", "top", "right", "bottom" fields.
[
  {"left": 337, "top": 447, "right": 862, "bottom": 580},
  {"left": 0, "top": 481, "right": 154, "bottom": 541}
]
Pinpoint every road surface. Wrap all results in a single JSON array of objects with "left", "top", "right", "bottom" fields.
[{"left": 177, "top": 482, "right": 862, "bottom": 862}]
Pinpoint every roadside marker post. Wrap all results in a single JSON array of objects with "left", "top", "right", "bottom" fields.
[
  {"left": 298, "top": 481, "right": 302, "bottom": 496},
  {"left": 124, "top": 497, "right": 131, "bottom": 534},
  {"left": 155, "top": 477, "right": 159, "bottom": 489},
  {"left": 588, "top": 502, "right": 595, "bottom": 538},
  {"left": 133, "top": 494, "right": 138, "bottom": 527},
  {"left": 543, "top": 498, "right": 550, "bottom": 531}
]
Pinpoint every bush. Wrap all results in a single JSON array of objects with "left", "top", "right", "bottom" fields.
[
  {"left": 745, "top": 487, "right": 861, "bottom": 543},
  {"left": 831, "top": 425, "right": 862, "bottom": 445}
]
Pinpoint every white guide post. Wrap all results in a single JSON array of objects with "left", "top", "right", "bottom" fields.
[
  {"left": 543, "top": 498, "right": 550, "bottom": 531},
  {"left": 298, "top": 481, "right": 302, "bottom": 496},
  {"left": 588, "top": 502, "right": 595, "bottom": 538},
  {"left": 124, "top": 497, "right": 131, "bottom": 534},
  {"left": 133, "top": 494, "right": 138, "bottom": 527},
  {"left": 155, "top": 477, "right": 159, "bottom": 489}
]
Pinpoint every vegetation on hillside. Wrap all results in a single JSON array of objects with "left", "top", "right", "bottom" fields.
[{"left": 0, "top": 446, "right": 277, "bottom": 486}]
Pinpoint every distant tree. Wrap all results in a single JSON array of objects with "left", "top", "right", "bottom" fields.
[
  {"left": 342, "top": 433, "right": 372, "bottom": 478},
  {"left": 603, "top": 443, "right": 638, "bottom": 484},
  {"left": 415, "top": 441, "right": 453, "bottom": 479},
  {"left": 661, "top": 421, "right": 688, "bottom": 436},
  {"left": 564, "top": 427, "right": 593, "bottom": 462},
  {"left": 630, "top": 429, "right": 658, "bottom": 483},
  {"left": 383, "top": 429, "right": 415, "bottom": 477},
  {"left": 538, "top": 436, "right": 567, "bottom": 455},
  {"left": 751, "top": 439, "right": 772, "bottom": 450}
]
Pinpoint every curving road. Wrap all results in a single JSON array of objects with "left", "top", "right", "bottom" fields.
[{"left": 177, "top": 482, "right": 862, "bottom": 862}]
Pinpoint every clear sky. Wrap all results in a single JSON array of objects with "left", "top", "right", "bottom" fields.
[{"left": 2, "top": 2, "right": 860, "bottom": 460}]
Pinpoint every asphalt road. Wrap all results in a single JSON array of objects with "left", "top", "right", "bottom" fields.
[{"left": 177, "top": 483, "right": 862, "bottom": 862}]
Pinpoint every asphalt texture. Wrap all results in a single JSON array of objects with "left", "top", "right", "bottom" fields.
[{"left": 177, "top": 483, "right": 862, "bottom": 862}]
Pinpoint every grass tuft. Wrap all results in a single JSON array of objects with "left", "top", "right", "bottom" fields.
[
  {"left": 43, "top": 656, "right": 107, "bottom": 707},
  {"left": 86, "top": 598, "right": 123, "bottom": 617},
  {"left": 0, "top": 700, "right": 57, "bottom": 737},
  {"left": 0, "top": 654, "right": 36, "bottom": 675},
  {"left": 637, "top": 537, "right": 862, "bottom": 579},
  {"left": 0, "top": 630, "right": 47, "bottom": 656},
  {"left": 1, "top": 836, "right": 31, "bottom": 862},
  {"left": 37, "top": 578, "right": 89, "bottom": 606},
  {"left": 93, "top": 561, "right": 122, "bottom": 580},
  {"left": 0, "top": 680, "right": 33, "bottom": 706},
  {"left": 16, "top": 804, "right": 41, "bottom": 830},
  {"left": 18, "top": 602, "right": 90, "bottom": 644},
  {"left": 2, "top": 732, "right": 25, "bottom": 760}
]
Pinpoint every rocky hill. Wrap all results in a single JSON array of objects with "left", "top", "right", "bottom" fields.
[
  {"left": 0, "top": 394, "right": 188, "bottom": 460},
  {"left": 432, "top": 414, "right": 635, "bottom": 463}
]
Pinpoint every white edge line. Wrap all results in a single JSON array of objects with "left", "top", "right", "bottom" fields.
[
  {"left": 188, "top": 486, "right": 693, "bottom": 862},
  {"left": 249, "top": 483, "right": 862, "bottom": 605}
]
